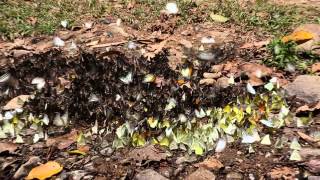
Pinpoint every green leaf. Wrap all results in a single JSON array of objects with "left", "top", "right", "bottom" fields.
[{"left": 210, "top": 13, "right": 229, "bottom": 22}]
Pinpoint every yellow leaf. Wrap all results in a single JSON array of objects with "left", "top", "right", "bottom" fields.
[
  {"left": 282, "top": 31, "right": 314, "bottom": 43},
  {"left": 26, "top": 161, "right": 63, "bottom": 180},
  {"left": 68, "top": 149, "right": 86, "bottom": 156}
]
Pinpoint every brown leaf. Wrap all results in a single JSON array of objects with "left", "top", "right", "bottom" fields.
[
  {"left": 296, "top": 102, "right": 320, "bottom": 113},
  {"left": 268, "top": 167, "right": 299, "bottom": 179},
  {"left": 3, "top": 95, "right": 30, "bottom": 110},
  {"left": 0, "top": 142, "right": 19, "bottom": 153},
  {"left": 46, "top": 129, "right": 77, "bottom": 150},
  {"left": 179, "top": 39, "right": 193, "bottom": 48},
  {"left": 297, "top": 131, "right": 319, "bottom": 143},
  {"left": 311, "top": 63, "right": 320, "bottom": 73},
  {"left": 240, "top": 63, "right": 273, "bottom": 78},
  {"left": 128, "top": 145, "right": 168, "bottom": 162},
  {"left": 305, "top": 159, "right": 320, "bottom": 173},
  {"left": 248, "top": 75, "right": 264, "bottom": 86},
  {"left": 194, "top": 157, "right": 224, "bottom": 171},
  {"left": 240, "top": 40, "right": 270, "bottom": 49}
]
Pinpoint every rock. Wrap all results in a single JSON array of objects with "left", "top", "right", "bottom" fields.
[
  {"left": 203, "top": 72, "right": 221, "bottom": 79},
  {"left": 305, "top": 159, "right": 320, "bottom": 173},
  {"left": 226, "top": 172, "right": 243, "bottom": 180},
  {"left": 134, "top": 169, "right": 168, "bottom": 180},
  {"left": 186, "top": 168, "right": 216, "bottom": 180},
  {"left": 13, "top": 156, "right": 41, "bottom": 179},
  {"left": 284, "top": 75, "right": 320, "bottom": 104},
  {"left": 216, "top": 77, "right": 230, "bottom": 89}
]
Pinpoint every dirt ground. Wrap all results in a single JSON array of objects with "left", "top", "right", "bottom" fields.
[{"left": 1, "top": 1, "right": 320, "bottom": 180}]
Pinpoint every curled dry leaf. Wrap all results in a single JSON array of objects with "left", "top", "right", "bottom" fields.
[
  {"left": 194, "top": 157, "right": 224, "bottom": 171},
  {"left": 3, "top": 95, "right": 30, "bottom": 110},
  {"left": 268, "top": 167, "right": 299, "bottom": 179},
  {"left": 26, "top": 161, "right": 63, "bottom": 180},
  {"left": 128, "top": 145, "right": 168, "bottom": 162},
  {"left": 46, "top": 129, "right": 77, "bottom": 150},
  {"left": 296, "top": 102, "right": 320, "bottom": 113}
]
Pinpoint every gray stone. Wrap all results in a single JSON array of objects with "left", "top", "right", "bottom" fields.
[
  {"left": 135, "top": 169, "right": 168, "bottom": 180},
  {"left": 284, "top": 75, "right": 320, "bottom": 104},
  {"left": 226, "top": 172, "right": 243, "bottom": 180},
  {"left": 186, "top": 168, "right": 216, "bottom": 180}
]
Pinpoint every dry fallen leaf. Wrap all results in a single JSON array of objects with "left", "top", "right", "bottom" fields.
[
  {"left": 240, "top": 63, "right": 273, "bottom": 78},
  {"left": 3, "top": 95, "right": 30, "bottom": 110},
  {"left": 0, "top": 142, "right": 19, "bottom": 153},
  {"left": 240, "top": 40, "right": 270, "bottom": 49},
  {"left": 282, "top": 30, "right": 314, "bottom": 43},
  {"left": 46, "top": 129, "right": 77, "bottom": 150},
  {"left": 194, "top": 157, "right": 224, "bottom": 171},
  {"left": 128, "top": 145, "right": 168, "bottom": 162},
  {"left": 296, "top": 102, "right": 320, "bottom": 113},
  {"left": 268, "top": 167, "right": 299, "bottom": 179},
  {"left": 26, "top": 161, "right": 63, "bottom": 180},
  {"left": 297, "top": 131, "right": 318, "bottom": 143}
]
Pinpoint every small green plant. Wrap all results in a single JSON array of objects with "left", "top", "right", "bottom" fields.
[
  {"left": 264, "top": 39, "right": 320, "bottom": 71},
  {"left": 264, "top": 39, "right": 299, "bottom": 69}
]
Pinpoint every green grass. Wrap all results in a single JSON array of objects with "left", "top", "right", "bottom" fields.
[
  {"left": 0, "top": 0, "right": 106, "bottom": 40},
  {"left": 0, "top": 0, "right": 319, "bottom": 40},
  {"left": 264, "top": 39, "right": 320, "bottom": 71}
]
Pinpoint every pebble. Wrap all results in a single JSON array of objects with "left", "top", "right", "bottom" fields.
[
  {"left": 186, "top": 168, "right": 216, "bottom": 180},
  {"left": 135, "top": 169, "right": 168, "bottom": 180}
]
